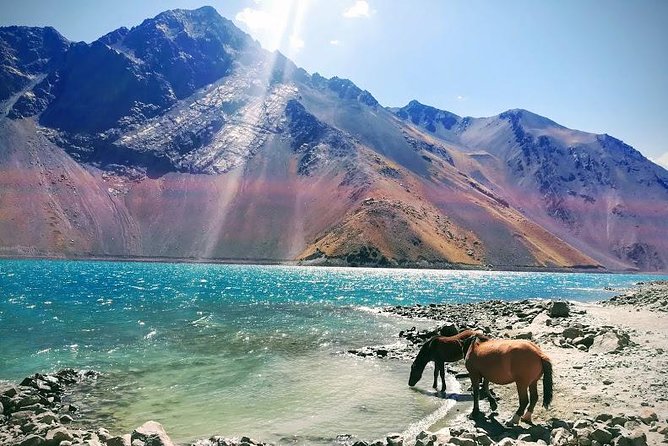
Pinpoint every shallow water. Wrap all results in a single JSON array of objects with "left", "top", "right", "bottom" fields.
[{"left": 0, "top": 260, "right": 664, "bottom": 443}]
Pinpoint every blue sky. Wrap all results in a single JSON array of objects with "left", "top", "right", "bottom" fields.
[{"left": 2, "top": 0, "right": 667, "bottom": 167}]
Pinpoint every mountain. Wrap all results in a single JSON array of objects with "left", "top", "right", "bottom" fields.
[{"left": 1, "top": 7, "right": 666, "bottom": 271}]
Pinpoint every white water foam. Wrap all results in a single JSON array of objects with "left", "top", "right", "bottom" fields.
[{"left": 399, "top": 376, "right": 461, "bottom": 445}]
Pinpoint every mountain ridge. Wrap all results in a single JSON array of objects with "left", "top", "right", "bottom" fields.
[{"left": 1, "top": 7, "right": 666, "bottom": 272}]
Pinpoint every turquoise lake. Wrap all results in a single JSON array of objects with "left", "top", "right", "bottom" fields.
[{"left": 0, "top": 260, "right": 664, "bottom": 444}]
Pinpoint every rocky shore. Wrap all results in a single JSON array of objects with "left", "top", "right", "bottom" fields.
[
  {"left": 0, "top": 369, "right": 270, "bottom": 446},
  {"left": 2, "top": 281, "right": 668, "bottom": 446},
  {"left": 603, "top": 281, "right": 668, "bottom": 313}
]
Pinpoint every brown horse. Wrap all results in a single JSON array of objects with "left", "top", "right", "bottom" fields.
[
  {"left": 462, "top": 335, "right": 553, "bottom": 425},
  {"left": 408, "top": 330, "right": 480, "bottom": 392}
]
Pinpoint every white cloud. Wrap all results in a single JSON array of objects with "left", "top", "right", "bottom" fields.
[
  {"left": 456, "top": 95, "right": 467, "bottom": 101},
  {"left": 330, "top": 39, "right": 341, "bottom": 46},
  {"left": 343, "top": 0, "right": 373, "bottom": 18},
  {"left": 235, "top": 7, "right": 272, "bottom": 33},
  {"left": 653, "top": 152, "right": 668, "bottom": 170}
]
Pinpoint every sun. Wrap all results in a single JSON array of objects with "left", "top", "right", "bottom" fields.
[{"left": 234, "top": 0, "right": 311, "bottom": 55}]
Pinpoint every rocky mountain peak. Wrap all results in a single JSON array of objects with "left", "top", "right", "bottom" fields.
[
  {"left": 498, "top": 108, "right": 564, "bottom": 131},
  {"left": 393, "top": 99, "right": 461, "bottom": 132},
  {"left": 0, "top": 25, "right": 70, "bottom": 100},
  {"left": 311, "top": 73, "right": 379, "bottom": 106}
]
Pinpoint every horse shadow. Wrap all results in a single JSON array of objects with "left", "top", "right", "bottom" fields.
[
  {"left": 469, "top": 412, "right": 550, "bottom": 442},
  {"left": 469, "top": 412, "right": 508, "bottom": 437}
]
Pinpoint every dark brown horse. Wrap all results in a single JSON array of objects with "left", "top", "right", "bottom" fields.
[
  {"left": 408, "top": 330, "right": 480, "bottom": 392},
  {"left": 462, "top": 335, "right": 553, "bottom": 425}
]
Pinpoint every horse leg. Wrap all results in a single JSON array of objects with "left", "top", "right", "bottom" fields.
[
  {"left": 483, "top": 378, "right": 498, "bottom": 411},
  {"left": 521, "top": 380, "right": 539, "bottom": 423},
  {"left": 439, "top": 361, "right": 446, "bottom": 392},
  {"left": 508, "top": 383, "right": 529, "bottom": 426},
  {"left": 469, "top": 372, "right": 481, "bottom": 418},
  {"left": 432, "top": 362, "right": 439, "bottom": 389}
]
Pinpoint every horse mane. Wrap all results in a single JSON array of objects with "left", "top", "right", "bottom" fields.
[
  {"left": 475, "top": 332, "right": 491, "bottom": 342},
  {"left": 460, "top": 332, "right": 488, "bottom": 357},
  {"left": 413, "top": 337, "right": 435, "bottom": 366}
]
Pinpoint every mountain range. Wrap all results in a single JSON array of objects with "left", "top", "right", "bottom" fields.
[{"left": 1, "top": 6, "right": 667, "bottom": 272}]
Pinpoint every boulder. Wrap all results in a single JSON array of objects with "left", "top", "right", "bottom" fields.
[
  {"left": 529, "top": 424, "right": 551, "bottom": 442},
  {"left": 386, "top": 433, "right": 403, "bottom": 446},
  {"left": 10, "top": 410, "right": 35, "bottom": 426},
  {"left": 590, "top": 332, "right": 626, "bottom": 354},
  {"left": 37, "top": 412, "right": 58, "bottom": 424},
  {"left": 132, "top": 421, "right": 175, "bottom": 446},
  {"left": 17, "top": 395, "right": 42, "bottom": 408},
  {"left": 550, "top": 301, "right": 570, "bottom": 317},
  {"left": 551, "top": 419, "right": 572, "bottom": 430},
  {"left": 18, "top": 434, "right": 46, "bottom": 446},
  {"left": 107, "top": 436, "right": 132, "bottom": 446},
  {"left": 551, "top": 427, "right": 575, "bottom": 445},
  {"left": 614, "top": 430, "right": 647, "bottom": 446},
  {"left": 639, "top": 409, "right": 658, "bottom": 424},
  {"left": 590, "top": 427, "right": 613, "bottom": 444},
  {"left": 45, "top": 427, "right": 74, "bottom": 444},
  {"left": 515, "top": 331, "right": 533, "bottom": 340},
  {"left": 563, "top": 327, "right": 584, "bottom": 339},
  {"left": 595, "top": 414, "right": 613, "bottom": 422},
  {"left": 610, "top": 416, "right": 630, "bottom": 426},
  {"left": 449, "top": 437, "right": 476, "bottom": 446},
  {"left": 59, "top": 414, "right": 74, "bottom": 424}
]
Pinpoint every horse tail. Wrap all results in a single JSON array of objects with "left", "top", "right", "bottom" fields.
[{"left": 541, "top": 358, "right": 553, "bottom": 409}]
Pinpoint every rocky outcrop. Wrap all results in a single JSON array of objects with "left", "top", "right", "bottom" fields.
[{"left": 604, "top": 281, "right": 668, "bottom": 312}]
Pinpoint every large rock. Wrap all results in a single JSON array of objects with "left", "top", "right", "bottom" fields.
[
  {"left": 639, "top": 409, "right": 658, "bottom": 424},
  {"left": 45, "top": 426, "right": 74, "bottom": 444},
  {"left": 19, "top": 435, "right": 46, "bottom": 446},
  {"left": 449, "top": 437, "right": 476, "bottom": 446},
  {"left": 590, "top": 427, "right": 613, "bottom": 444},
  {"left": 132, "top": 421, "right": 176, "bottom": 446},
  {"left": 528, "top": 424, "right": 551, "bottom": 442},
  {"left": 551, "top": 427, "right": 575, "bottom": 445},
  {"left": 386, "top": 433, "right": 403, "bottom": 446},
  {"left": 590, "top": 332, "right": 628, "bottom": 354},
  {"left": 550, "top": 301, "right": 570, "bottom": 317},
  {"left": 107, "top": 436, "right": 132, "bottom": 446},
  {"left": 563, "top": 327, "right": 584, "bottom": 339},
  {"left": 615, "top": 430, "right": 647, "bottom": 446}
]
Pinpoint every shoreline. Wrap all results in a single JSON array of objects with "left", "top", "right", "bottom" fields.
[
  {"left": 1, "top": 253, "right": 666, "bottom": 276},
  {"left": 2, "top": 282, "right": 668, "bottom": 445}
]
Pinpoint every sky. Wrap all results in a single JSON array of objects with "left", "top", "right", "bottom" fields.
[{"left": 2, "top": 0, "right": 667, "bottom": 168}]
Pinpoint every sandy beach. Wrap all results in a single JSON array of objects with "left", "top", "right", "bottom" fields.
[{"left": 2, "top": 281, "right": 668, "bottom": 446}]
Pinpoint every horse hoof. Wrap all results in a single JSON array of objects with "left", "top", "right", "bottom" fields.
[
  {"left": 505, "top": 414, "right": 521, "bottom": 426},
  {"left": 521, "top": 412, "right": 533, "bottom": 424}
]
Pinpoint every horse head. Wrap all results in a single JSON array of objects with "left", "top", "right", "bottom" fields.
[{"left": 408, "top": 338, "right": 432, "bottom": 386}]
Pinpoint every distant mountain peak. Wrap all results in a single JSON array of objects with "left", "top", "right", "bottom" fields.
[
  {"left": 498, "top": 108, "right": 564, "bottom": 130},
  {"left": 394, "top": 99, "right": 461, "bottom": 132},
  {"left": 311, "top": 73, "right": 379, "bottom": 106}
]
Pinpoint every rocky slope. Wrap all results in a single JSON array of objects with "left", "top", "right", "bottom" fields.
[{"left": 0, "top": 7, "right": 666, "bottom": 271}]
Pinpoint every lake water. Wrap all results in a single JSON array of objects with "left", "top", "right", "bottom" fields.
[{"left": 0, "top": 260, "right": 664, "bottom": 444}]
